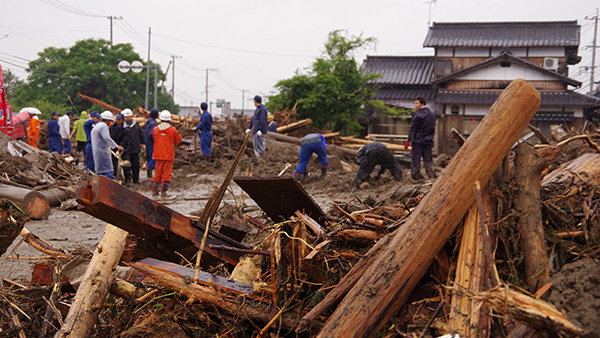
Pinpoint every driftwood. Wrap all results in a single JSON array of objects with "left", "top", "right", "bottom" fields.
[
  {"left": 340, "top": 136, "right": 409, "bottom": 151},
  {"left": 277, "top": 118, "right": 312, "bottom": 134},
  {"left": 514, "top": 143, "right": 550, "bottom": 291},
  {"left": 315, "top": 79, "right": 541, "bottom": 337},
  {"left": 0, "top": 183, "right": 50, "bottom": 219},
  {"left": 55, "top": 224, "right": 129, "bottom": 338},
  {"left": 267, "top": 132, "right": 358, "bottom": 157},
  {"left": 541, "top": 153, "right": 600, "bottom": 186},
  {"left": 19, "top": 227, "right": 68, "bottom": 258}
]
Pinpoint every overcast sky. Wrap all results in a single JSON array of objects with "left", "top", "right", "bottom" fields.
[{"left": 1, "top": 0, "right": 598, "bottom": 113}]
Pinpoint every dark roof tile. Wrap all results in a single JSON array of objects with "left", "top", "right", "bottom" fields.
[{"left": 363, "top": 56, "right": 434, "bottom": 85}]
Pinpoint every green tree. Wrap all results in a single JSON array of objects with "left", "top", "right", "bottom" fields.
[
  {"left": 2, "top": 68, "right": 24, "bottom": 101},
  {"left": 11, "top": 39, "right": 178, "bottom": 115},
  {"left": 266, "top": 30, "right": 378, "bottom": 135}
]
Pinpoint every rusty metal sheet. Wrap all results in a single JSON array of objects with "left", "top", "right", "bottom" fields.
[{"left": 233, "top": 176, "right": 326, "bottom": 224}]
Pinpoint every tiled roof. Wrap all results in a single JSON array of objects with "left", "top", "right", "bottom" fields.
[
  {"left": 433, "top": 52, "right": 581, "bottom": 87},
  {"left": 436, "top": 90, "right": 600, "bottom": 106},
  {"left": 362, "top": 56, "right": 434, "bottom": 85},
  {"left": 374, "top": 87, "right": 437, "bottom": 101},
  {"left": 424, "top": 21, "right": 580, "bottom": 48}
]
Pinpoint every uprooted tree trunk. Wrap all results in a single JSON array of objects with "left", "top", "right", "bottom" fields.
[
  {"left": 315, "top": 79, "right": 542, "bottom": 338},
  {"left": 55, "top": 224, "right": 129, "bottom": 338},
  {"left": 514, "top": 143, "right": 550, "bottom": 291}
]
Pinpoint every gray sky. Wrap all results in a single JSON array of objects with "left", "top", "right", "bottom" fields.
[{"left": 1, "top": 0, "right": 598, "bottom": 113}]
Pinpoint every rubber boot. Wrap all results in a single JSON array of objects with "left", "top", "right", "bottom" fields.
[
  {"left": 125, "top": 174, "right": 133, "bottom": 187},
  {"left": 425, "top": 163, "right": 437, "bottom": 179},
  {"left": 321, "top": 167, "right": 327, "bottom": 178},
  {"left": 294, "top": 174, "right": 303, "bottom": 182},
  {"left": 411, "top": 167, "right": 424, "bottom": 181},
  {"left": 354, "top": 178, "right": 363, "bottom": 188},
  {"left": 147, "top": 170, "right": 153, "bottom": 178},
  {"left": 152, "top": 182, "right": 159, "bottom": 197},
  {"left": 161, "top": 181, "right": 169, "bottom": 198}
]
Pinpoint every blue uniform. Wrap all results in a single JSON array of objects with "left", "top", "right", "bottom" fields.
[
  {"left": 83, "top": 119, "right": 95, "bottom": 172},
  {"left": 47, "top": 119, "right": 62, "bottom": 153},
  {"left": 408, "top": 106, "right": 437, "bottom": 178},
  {"left": 268, "top": 121, "right": 278, "bottom": 133},
  {"left": 144, "top": 117, "right": 158, "bottom": 170},
  {"left": 194, "top": 110, "right": 213, "bottom": 157},
  {"left": 295, "top": 134, "right": 328, "bottom": 175},
  {"left": 248, "top": 104, "right": 268, "bottom": 157}
]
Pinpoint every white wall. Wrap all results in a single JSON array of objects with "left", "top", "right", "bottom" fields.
[
  {"left": 528, "top": 47, "right": 565, "bottom": 57},
  {"left": 437, "top": 48, "right": 453, "bottom": 57},
  {"left": 454, "top": 48, "right": 489, "bottom": 57},
  {"left": 456, "top": 63, "right": 557, "bottom": 81}
]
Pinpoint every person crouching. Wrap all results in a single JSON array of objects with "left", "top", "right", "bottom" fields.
[{"left": 294, "top": 133, "right": 328, "bottom": 182}]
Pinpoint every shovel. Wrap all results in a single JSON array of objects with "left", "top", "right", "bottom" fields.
[{"left": 110, "top": 150, "right": 131, "bottom": 184}]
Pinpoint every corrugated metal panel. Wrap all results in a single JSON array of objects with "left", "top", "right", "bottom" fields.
[
  {"left": 363, "top": 56, "right": 434, "bottom": 85},
  {"left": 436, "top": 90, "right": 600, "bottom": 106},
  {"left": 424, "top": 21, "right": 580, "bottom": 48}
]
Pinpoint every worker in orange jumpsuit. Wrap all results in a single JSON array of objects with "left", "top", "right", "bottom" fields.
[
  {"left": 27, "top": 109, "right": 41, "bottom": 149},
  {"left": 152, "top": 110, "right": 181, "bottom": 198}
]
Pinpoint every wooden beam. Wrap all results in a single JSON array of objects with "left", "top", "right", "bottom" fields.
[
  {"left": 276, "top": 118, "right": 312, "bottom": 134},
  {"left": 76, "top": 175, "right": 247, "bottom": 266},
  {"left": 316, "top": 79, "right": 541, "bottom": 338}
]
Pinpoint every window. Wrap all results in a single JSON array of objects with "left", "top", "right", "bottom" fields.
[{"left": 437, "top": 60, "right": 452, "bottom": 76}]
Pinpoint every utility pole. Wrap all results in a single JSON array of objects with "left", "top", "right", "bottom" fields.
[
  {"left": 242, "top": 89, "right": 248, "bottom": 114},
  {"left": 154, "top": 66, "right": 158, "bottom": 109},
  {"left": 205, "top": 68, "right": 217, "bottom": 103},
  {"left": 171, "top": 55, "right": 181, "bottom": 99},
  {"left": 587, "top": 8, "right": 599, "bottom": 95},
  {"left": 145, "top": 27, "right": 151, "bottom": 110},
  {"left": 108, "top": 16, "right": 122, "bottom": 47}
]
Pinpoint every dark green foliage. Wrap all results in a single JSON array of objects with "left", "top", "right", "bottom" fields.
[{"left": 266, "top": 30, "right": 379, "bottom": 135}]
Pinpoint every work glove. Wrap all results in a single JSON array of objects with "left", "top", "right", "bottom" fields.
[
  {"left": 245, "top": 129, "right": 251, "bottom": 134},
  {"left": 404, "top": 141, "right": 410, "bottom": 148},
  {"left": 256, "top": 130, "right": 263, "bottom": 137},
  {"left": 191, "top": 127, "right": 196, "bottom": 131}
]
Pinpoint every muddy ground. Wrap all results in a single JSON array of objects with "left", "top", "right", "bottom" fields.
[{"left": 1, "top": 137, "right": 599, "bottom": 335}]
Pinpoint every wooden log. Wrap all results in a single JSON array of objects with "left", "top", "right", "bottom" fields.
[
  {"left": 514, "top": 143, "right": 550, "bottom": 291},
  {"left": 340, "top": 136, "right": 409, "bottom": 151},
  {"left": 39, "top": 187, "right": 74, "bottom": 207},
  {"left": 276, "top": 118, "right": 312, "bottom": 134},
  {"left": 77, "top": 93, "right": 122, "bottom": 114},
  {"left": 316, "top": 79, "right": 541, "bottom": 338},
  {"left": 0, "top": 183, "right": 50, "bottom": 220},
  {"left": 267, "top": 132, "right": 358, "bottom": 157},
  {"left": 55, "top": 224, "right": 129, "bottom": 338},
  {"left": 0, "top": 200, "right": 28, "bottom": 257},
  {"left": 540, "top": 153, "right": 600, "bottom": 186},
  {"left": 448, "top": 204, "right": 492, "bottom": 337}
]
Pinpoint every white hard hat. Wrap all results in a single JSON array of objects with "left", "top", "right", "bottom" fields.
[
  {"left": 159, "top": 110, "right": 171, "bottom": 121},
  {"left": 121, "top": 108, "right": 133, "bottom": 117},
  {"left": 19, "top": 107, "right": 41, "bottom": 115},
  {"left": 101, "top": 111, "right": 114, "bottom": 121}
]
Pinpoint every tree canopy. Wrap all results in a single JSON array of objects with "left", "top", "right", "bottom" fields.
[
  {"left": 266, "top": 30, "right": 378, "bottom": 135},
  {"left": 8, "top": 38, "right": 177, "bottom": 118}
]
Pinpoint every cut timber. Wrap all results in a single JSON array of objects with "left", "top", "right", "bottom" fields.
[
  {"left": 76, "top": 175, "right": 248, "bottom": 266},
  {"left": 0, "top": 183, "right": 50, "bottom": 219},
  {"left": 340, "top": 137, "right": 409, "bottom": 151},
  {"left": 132, "top": 262, "right": 311, "bottom": 332},
  {"left": 541, "top": 153, "right": 600, "bottom": 186},
  {"left": 267, "top": 132, "right": 358, "bottom": 157},
  {"left": 469, "top": 286, "right": 583, "bottom": 336},
  {"left": 276, "top": 118, "right": 312, "bottom": 134},
  {"left": 77, "top": 93, "right": 122, "bottom": 114},
  {"left": 234, "top": 176, "right": 326, "bottom": 225},
  {"left": 448, "top": 204, "right": 491, "bottom": 337},
  {"left": 0, "top": 200, "right": 28, "bottom": 256},
  {"left": 514, "top": 143, "right": 549, "bottom": 291},
  {"left": 55, "top": 224, "right": 129, "bottom": 338},
  {"left": 316, "top": 79, "right": 541, "bottom": 338}
]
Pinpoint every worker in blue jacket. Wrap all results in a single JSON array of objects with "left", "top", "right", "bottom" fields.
[
  {"left": 83, "top": 111, "right": 100, "bottom": 172},
  {"left": 193, "top": 102, "right": 213, "bottom": 159},
  {"left": 144, "top": 108, "right": 159, "bottom": 178},
  {"left": 245, "top": 95, "right": 268, "bottom": 158},
  {"left": 405, "top": 96, "right": 437, "bottom": 180},
  {"left": 267, "top": 114, "right": 277, "bottom": 133},
  {"left": 294, "top": 133, "right": 328, "bottom": 182},
  {"left": 47, "top": 111, "right": 62, "bottom": 153}
]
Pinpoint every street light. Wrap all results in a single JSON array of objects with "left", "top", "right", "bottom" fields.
[{"left": 118, "top": 60, "right": 158, "bottom": 110}]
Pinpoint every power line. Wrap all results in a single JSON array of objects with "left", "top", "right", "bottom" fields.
[
  {"left": 38, "top": 0, "right": 105, "bottom": 18},
  {"left": 0, "top": 57, "right": 79, "bottom": 79},
  {"left": 153, "top": 32, "right": 316, "bottom": 58}
]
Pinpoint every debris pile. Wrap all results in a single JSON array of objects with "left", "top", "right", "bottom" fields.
[{"left": 0, "top": 81, "right": 599, "bottom": 337}]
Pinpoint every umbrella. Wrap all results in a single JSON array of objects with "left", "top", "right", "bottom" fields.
[{"left": 19, "top": 107, "right": 42, "bottom": 115}]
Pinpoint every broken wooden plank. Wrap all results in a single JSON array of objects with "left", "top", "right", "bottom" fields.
[
  {"left": 316, "top": 79, "right": 541, "bottom": 338},
  {"left": 234, "top": 176, "right": 326, "bottom": 225},
  {"left": 76, "top": 175, "right": 248, "bottom": 266},
  {"left": 295, "top": 211, "right": 325, "bottom": 239}
]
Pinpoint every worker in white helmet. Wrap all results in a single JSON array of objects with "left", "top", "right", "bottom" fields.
[
  {"left": 91, "top": 111, "right": 123, "bottom": 178},
  {"left": 151, "top": 110, "right": 182, "bottom": 197}
]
